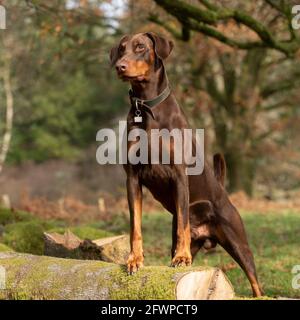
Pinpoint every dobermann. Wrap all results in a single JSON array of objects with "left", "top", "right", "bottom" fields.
[{"left": 110, "top": 32, "right": 262, "bottom": 297}]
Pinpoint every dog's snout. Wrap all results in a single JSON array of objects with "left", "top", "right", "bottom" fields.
[{"left": 116, "top": 61, "right": 127, "bottom": 73}]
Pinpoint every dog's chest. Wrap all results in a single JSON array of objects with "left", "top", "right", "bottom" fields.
[
  {"left": 137, "top": 163, "right": 175, "bottom": 183},
  {"left": 126, "top": 105, "right": 182, "bottom": 187}
]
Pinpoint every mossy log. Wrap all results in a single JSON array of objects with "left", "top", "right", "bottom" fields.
[
  {"left": 44, "top": 231, "right": 130, "bottom": 264},
  {"left": 0, "top": 252, "right": 234, "bottom": 300}
]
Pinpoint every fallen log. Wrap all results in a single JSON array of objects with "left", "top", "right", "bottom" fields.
[
  {"left": 0, "top": 252, "right": 234, "bottom": 300},
  {"left": 44, "top": 230, "right": 130, "bottom": 264}
]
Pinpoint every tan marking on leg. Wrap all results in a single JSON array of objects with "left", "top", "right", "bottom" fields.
[
  {"left": 171, "top": 205, "right": 192, "bottom": 267},
  {"left": 127, "top": 187, "right": 144, "bottom": 274}
]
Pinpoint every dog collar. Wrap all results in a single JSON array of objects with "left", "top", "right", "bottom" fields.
[{"left": 129, "top": 85, "right": 171, "bottom": 121}]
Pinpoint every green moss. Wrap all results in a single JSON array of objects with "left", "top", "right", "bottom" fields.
[
  {"left": 0, "top": 209, "right": 112, "bottom": 257},
  {"left": 0, "top": 253, "right": 115, "bottom": 300},
  {"left": 0, "top": 208, "right": 35, "bottom": 226},
  {"left": 108, "top": 265, "right": 207, "bottom": 300},
  {"left": 0, "top": 253, "right": 214, "bottom": 300},
  {"left": 0, "top": 243, "right": 13, "bottom": 252},
  {"left": 48, "top": 226, "right": 114, "bottom": 240},
  {"left": 1, "top": 220, "right": 58, "bottom": 255}
]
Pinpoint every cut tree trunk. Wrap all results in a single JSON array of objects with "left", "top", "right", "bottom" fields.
[
  {"left": 44, "top": 230, "right": 130, "bottom": 264},
  {"left": 0, "top": 252, "right": 234, "bottom": 300}
]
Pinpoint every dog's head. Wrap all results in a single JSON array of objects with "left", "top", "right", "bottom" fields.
[{"left": 110, "top": 32, "right": 173, "bottom": 82}]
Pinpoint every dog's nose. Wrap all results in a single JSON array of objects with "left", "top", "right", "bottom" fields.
[{"left": 116, "top": 62, "right": 127, "bottom": 73}]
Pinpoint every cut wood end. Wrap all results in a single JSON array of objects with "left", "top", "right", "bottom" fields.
[
  {"left": 44, "top": 230, "right": 82, "bottom": 250},
  {"left": 44, "top": 232, "right": 66, "bottom": 244},
  {"left": 44, "top": 231, "right": 130, "bottom": 264},
  {"left": 176, "top": 268, "right": 234, "bottom": 300},
  {"left": 92, "top": 235, "right": 128, "bottom": 246}
]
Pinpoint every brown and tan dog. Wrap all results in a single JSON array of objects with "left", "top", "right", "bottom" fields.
[{"left": 110, "top": 32, "right": 262, "bottom": 297}]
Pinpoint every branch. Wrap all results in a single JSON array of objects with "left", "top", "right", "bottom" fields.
[
  {"left": 264, "top": 0, "right": 283, "bottom": 12},
  {"left": 148, "top": 14, "right": 183, "bottom": 40},
  {"left": 197, "top": 0, "right": 219, "bottom": 12},
  {"left": 261, "top": 76, "right": 300, "bottom": 97},
  {"left": 265, "top": 0, "right": 297, "bottom": 40},
  {"left": 180, "top": 17, "right": 266, "bottom": 50},
  {"left": 154, "top": 0, "right": 300, "bottom": 56},
  {"left": 261, "top": 101, "right": 293, "bottom": 112}
]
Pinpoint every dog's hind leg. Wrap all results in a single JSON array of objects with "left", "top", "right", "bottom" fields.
[
  {"left": 215, "top": 203, "right": 262, "bottom": 297},
  {"left": 189, "top": 200, "right": 216, "bottom": 261},
  {"left": 171, "top": 214, "right": 177, "bottom": 259},
  {"left": 190, "top": 239, "right": 204, "bottom": 261}
]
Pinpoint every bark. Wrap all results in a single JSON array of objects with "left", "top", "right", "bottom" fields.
[
  {"left": 0, "top": 252, "right": 234, "bottom": 300},
  {"left": 225, "top": 151, "right": 256, "bottom": 196}
]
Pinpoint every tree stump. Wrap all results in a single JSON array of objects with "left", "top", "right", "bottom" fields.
[
  {"left": 0, "top": 252, "right": 234, "bottom": 300},
  {"left": 43, "top": 230, "right": 130, "bottom": 264}
]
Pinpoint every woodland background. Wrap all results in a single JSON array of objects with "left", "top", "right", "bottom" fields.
[
  {"left": 1, "top": 0, "right": 300, "bottom": 202},
  {"left": 0, "top": 0, "right": 300, "bottom": 298}
]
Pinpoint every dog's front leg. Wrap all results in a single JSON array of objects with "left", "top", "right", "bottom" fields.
[
  {"left": 171, "top": 171, "right": 192, "bottom": 267},
  {"left": 126, "top": 174, "right": 144, "bottom": 274}
]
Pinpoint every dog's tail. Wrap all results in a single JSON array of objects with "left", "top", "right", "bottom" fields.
[{"left": 213, "top": 153, "right": 226, "bottom": 187}]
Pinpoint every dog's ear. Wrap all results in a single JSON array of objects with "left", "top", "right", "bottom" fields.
[
  {"left": 109, "top": 35, "right": 128, "bottom": 67},
  {"left": 109, "top": 45, "right": 119, "bottom": 67},
  {"left": 145, "top": 32, "right": 174, "bottom": 60}
]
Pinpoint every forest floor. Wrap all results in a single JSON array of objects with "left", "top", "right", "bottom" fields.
[
  {"left": 91, "top": 209, "right": 300, "bottom": 298},
  {"left": 0, "top": 202, "right": 299, "bottom": 299}
]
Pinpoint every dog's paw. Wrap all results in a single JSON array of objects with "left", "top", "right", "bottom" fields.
[
  {"left": 127, "top": 252, "right": 144, "bottom": 275},
  {"left": 170, "top": 253, "right": 192, "bottom": 268}
]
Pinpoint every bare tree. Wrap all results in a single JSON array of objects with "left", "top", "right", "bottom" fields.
[{"left": 0, "top": 45, "right": 14, "bottom": 173}]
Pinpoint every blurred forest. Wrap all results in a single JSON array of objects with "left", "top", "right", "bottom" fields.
[{"left": 0, "top": 0, "right": 300, "bottom": 206}]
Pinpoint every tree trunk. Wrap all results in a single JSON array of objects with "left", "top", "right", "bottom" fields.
[
  {"left": 225, "top": 150, "right": 256, "bottom": 196},
  {"left": 0, "top": 252, "right": 234, "bottom": 300},
  {"left": 0, "top": 59, "right": 14, "bottom": 174}
]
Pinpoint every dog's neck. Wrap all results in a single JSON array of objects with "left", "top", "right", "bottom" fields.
[{"left": 130, "top": 65, "right": 168, "bottom": 100}]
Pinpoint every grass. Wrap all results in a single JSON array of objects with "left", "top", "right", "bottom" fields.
[
  {"left": 48, "top": 226, "right": 114, "bottom": 239},
  {"left": 94, "top": 209, "right": 300, "bottom": 299},
  {"left": 1, "top": 207, "right": 299, "bottom": 298}
]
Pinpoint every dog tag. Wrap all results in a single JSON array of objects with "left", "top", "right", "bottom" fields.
[
  {"left": 134, "top": 109, "right": 142, "bottom": 123},
  {"left": 134, "top": 116, "right": 142, "bottom": 123}
]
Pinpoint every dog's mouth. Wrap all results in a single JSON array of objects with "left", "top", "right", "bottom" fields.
[{"left": 118, "top": 73, "right": 146, "bottom": 82}]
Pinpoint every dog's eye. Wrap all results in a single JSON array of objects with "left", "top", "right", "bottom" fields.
[{"left": 136, "top": 44, "right": 145, "bottom": 51}]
